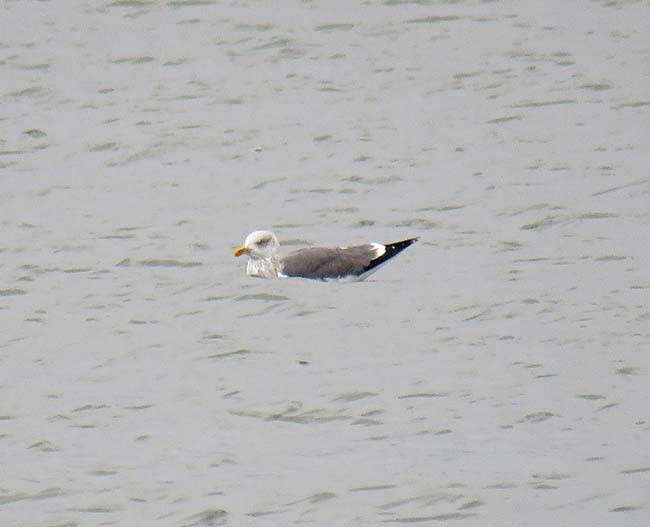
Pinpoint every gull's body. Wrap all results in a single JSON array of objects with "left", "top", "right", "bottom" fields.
[{"left": 233, "top": 230, "right": 418, "bottom": 281}]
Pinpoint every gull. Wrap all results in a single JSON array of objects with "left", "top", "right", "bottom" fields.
[{"left": 233, "top": 230, "right": 418, "bottom": 280}]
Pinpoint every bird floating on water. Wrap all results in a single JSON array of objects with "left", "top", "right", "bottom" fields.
[{"left": 233, "top": 230, "right": 418, "bottom": 280}]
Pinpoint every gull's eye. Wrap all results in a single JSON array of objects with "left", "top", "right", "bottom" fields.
[{"left": 257, "top": 237, "right": 271, "bottom": 246}]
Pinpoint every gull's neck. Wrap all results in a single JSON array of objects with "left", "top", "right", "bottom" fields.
[{"left": 246, "top": 254, "right": 281, "bottom": 278}]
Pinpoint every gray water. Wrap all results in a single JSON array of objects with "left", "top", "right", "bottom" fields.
[{"left": 2, "top": 1, "right": 650, "bottom": 525}]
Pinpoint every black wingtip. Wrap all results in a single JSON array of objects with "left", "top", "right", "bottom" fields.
[
  {"left": 384, "top": 237, "right": 419, "bottom": 251},
  {"left": 361, "top": 236, "right": 419, "bottom": 274}
]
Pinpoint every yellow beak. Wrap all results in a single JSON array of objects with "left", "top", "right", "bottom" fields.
[{"left": 233, "top": 246, "right": 249, "bottom": 257}]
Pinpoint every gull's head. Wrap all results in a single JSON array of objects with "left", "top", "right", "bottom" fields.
[{"left": 233, "top": 230, "right": 280, "bottom": 260}]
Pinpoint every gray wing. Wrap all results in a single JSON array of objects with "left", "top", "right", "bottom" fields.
[{"left": 280, "top": 245, "right": 376, "bottom": 279}]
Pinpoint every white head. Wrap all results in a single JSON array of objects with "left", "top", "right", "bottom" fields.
[{"left": 233, "top": 230, "right": 280, "bottom": 261}]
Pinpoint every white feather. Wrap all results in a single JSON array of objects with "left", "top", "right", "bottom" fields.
[{"left": 369, "top": 242, "right": 386, "bottom": 258}]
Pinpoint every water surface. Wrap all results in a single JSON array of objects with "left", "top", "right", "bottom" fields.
[{"left": 2, "top": 1, "right": 649, "bottom": 525}]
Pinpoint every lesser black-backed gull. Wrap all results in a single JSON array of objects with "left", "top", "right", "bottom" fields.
[{"left": 233, "top": 230, "right": 418, "bottom": 280}]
